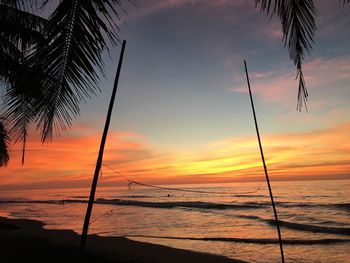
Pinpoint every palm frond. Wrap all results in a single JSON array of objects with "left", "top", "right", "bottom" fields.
[
  {"left": 255, "top": 0, "right": 284, "bottom": 16},
  {"left": 0, "top": 4, "right": 47, "bottom": 54},
  {"left": 2, "top": 57, "right": 46, "bottom": 164},
  {"left": 281, "top": 0, "right": 316, "bottom": 111},
  {"left": 1, "top": 0, "right": 126, "bottom": 162},
  {"left": 256, "top": 0, "right": 316, "bottom": 111},
  {"left": 4, "top": 92, "right": 36, "bottom": 165},
  {"left": 0, "top": 0, "right": 21, "bottom": 8},
  {"left": 0, "top": 4, "right": 47, "bottom": 164},
  {"left": 34, "top": 0, "right": 124, "bottom": 141},
  {"left": 0, "top": 4, "right": 47, "bottom": 89},
  {"left": 0, "top": 0, "right": 41, "bottom": 11},
  {"left": 0, "top": 36, "right": 23, "bottom": 84},
  {"left": 0, "top": 46, "right": 43, "bottom": 165},
  {"left": 0, "top": 118, "right": 10, "bottom": 167}
]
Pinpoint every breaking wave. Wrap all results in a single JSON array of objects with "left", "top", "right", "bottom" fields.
[
  {"left": 126, "top": 234, "right": 350, "bottom": 245},
  {"left": 237, "top": 215, "right": 350, "bottom": 236},
  {"left": 1, "top": 198, "right": 349, "bottom": 212}
]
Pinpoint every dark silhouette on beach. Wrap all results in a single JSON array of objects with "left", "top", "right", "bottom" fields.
[{"left": 0, "top": 121, "right": 9, "bottom": 166}]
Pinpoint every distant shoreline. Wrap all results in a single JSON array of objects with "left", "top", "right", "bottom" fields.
[{"left": 0, "top": 216, "right": 246, "bottom": 263}]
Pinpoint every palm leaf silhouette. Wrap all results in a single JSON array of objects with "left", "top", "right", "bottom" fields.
[
  {"left": 0, "top": 2, "right": 47, "bottom": 164},
  {"left": 34, "top": 0, "right": 123, "bottom": 141},
  {"left": 255, "top": 0, "right": 316, "bottom": 111},
  {"left": 1, "top": 0, "right": 125, "bottom": 163},
  {"left": 0, "top": 118, "right": 10, "bottom": 166}
]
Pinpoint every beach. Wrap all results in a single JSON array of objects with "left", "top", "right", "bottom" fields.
[{"left": 0, "top": 216, "right": 245, "bottom": 263}]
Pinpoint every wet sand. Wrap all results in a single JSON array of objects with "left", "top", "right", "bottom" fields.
[{"left": 0, "top": 216, "right": 246, "bottom": 262}]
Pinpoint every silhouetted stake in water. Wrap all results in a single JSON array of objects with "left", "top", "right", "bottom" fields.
[
  {"left": 80, "top": 40, "right": 127, "bottom": 253},
  {"left": 244, "top": 60, "right": 285, "bottom": 263}
]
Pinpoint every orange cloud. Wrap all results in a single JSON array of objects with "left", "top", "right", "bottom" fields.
[
  {"left": 1, "top": 122, "right": 349, "bottom": 189},
  {"left": 0, "top": 130, "right": 151, "bottom": 187},
  {"left": 183, "top": 122, "right": 350, "bottom": 180}
]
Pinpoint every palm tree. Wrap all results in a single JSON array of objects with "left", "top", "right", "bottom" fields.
[
  {"left": 255, "top": 0, "right": 349, "bottom": 111},
  {"left": 0, "top": 118, "right": 9, "bottom": 166},
  {"left": 0, "top": 0, "right": 127, "bottom": 163},
  {"left": 0, "top": 0, "right": 47, "bottom": 164}
]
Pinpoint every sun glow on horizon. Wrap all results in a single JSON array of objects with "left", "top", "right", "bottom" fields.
[{"left": 1, "top": 122, "right": 349, "bottom": 189}]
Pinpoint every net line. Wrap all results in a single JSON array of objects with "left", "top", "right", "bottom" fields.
[
  {"left": 88, "top": 164, "right": 263, "bottom": 226},
  {"left": 89, "top": 209, "right": 113, "bottom": 225},
  {"left": 102, "top": 163, "right": 261, "bottom": 196}
]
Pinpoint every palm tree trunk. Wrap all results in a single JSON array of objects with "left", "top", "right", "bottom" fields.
[
  {"left": 244, "top": 60, "right": 285, "bottom": 263},
  {"left": 80, "top": 40, "right": 126, "bottom": 253}
]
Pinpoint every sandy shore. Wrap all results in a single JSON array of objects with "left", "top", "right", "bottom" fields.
[{"left": 0, "top": 216, "right": 246, "bottom": 262}]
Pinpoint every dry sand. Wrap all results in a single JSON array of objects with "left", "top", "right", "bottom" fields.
[{"left": 0, "top": 216, "right": 247, "bottom": 262}]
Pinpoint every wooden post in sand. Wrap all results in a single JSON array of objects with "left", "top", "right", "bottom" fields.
[
  {"left": 80, "top": 40, "right": 126, "bottom": 253},
  {"left": 244, "top": 60, "right": 285, "bottom": 263}
]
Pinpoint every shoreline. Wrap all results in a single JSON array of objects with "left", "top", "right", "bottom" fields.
[{"left": 0, "top": 216, "right": 246, "bottom": 262}]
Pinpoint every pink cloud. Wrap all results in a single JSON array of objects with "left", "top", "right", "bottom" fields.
[
  {"left": 262, "top": 23, "right": 283, "bottom": 39},
  {"left": 227, "top": 55, "right": 350, "bottom": 108},
  {"left": 125, "top": 0, "right": 252, "bottom": 22}
]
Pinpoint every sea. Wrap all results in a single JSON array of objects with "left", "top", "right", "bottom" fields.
[{"left": 0, "top": 179, "right": 349, "bottom": 263}]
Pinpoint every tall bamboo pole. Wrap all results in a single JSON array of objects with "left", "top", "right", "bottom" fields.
[
  {"left": 244, "top": 60, "right": 285, "bottom": 263},
  {"left": 80, "top": 40, "right": 126, "bottom": 253}
]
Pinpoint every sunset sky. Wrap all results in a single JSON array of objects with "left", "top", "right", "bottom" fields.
[{"left": 1, "top": 0, "right": 350, "bottom": 189}]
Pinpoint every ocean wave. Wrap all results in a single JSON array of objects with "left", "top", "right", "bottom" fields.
[
  {"left": 1, "top": 198, "right": 349, "bottom": 212},
  {"left": 273, "top": 220, "right": 350, "bottom": 236},
  {"left": 0, "top": 198, "right": 261, "bottom": 209},
  {"left": 228, "top": 201, "right": 350, "bottom": 212},
  {"left": 278, "top": 202, "right": 350, "bottom": 211},
  {"left": 126, "top": 234, "right": 350, "bottom": 245},
  {"left": 94, "top": 198, "right": 263, "bottom": 209},
  {"left": 237, "top": 215, "right": 350, "bottom": 236},
  {"left": 332, "top": 203, "right": 350, "bottom": 212},
  {"left": 235, "top": 201, "right": 350, "bottom": 211}
]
